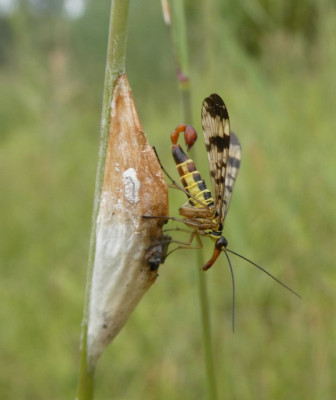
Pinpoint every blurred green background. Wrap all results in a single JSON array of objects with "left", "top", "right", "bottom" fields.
[{"left": 1, "top": 0, "right": 335, "bottom": 399}]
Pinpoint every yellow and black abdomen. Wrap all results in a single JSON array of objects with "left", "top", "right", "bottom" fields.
[{"left": 172, "top": 144, "right": 214, "bottom": 209}]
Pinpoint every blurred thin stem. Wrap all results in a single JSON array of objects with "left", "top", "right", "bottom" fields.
[
  {"left": 162, "top": 0, "right": 191, "bottom": 122},
  {"left": 77, "top": 328, "right": 94, "bottom": 400},
  {"left": 197, "top": 252, "right": 218, "bottom": 400},
  {"left": 161, "top": 1, "right": 218, "bottom": 399},
  {"left": 77, "top": 1, "right": 130, "bottom": 399}
]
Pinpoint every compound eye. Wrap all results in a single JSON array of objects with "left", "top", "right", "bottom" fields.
[
  {"left": 215, "top": 236, "right": 228, "bottom": 250},
  {"left": 184, "top": 125, "right": 198, "bottom": 150}
]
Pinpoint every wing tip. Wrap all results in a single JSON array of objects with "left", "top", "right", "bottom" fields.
[{"left": 203, "top": 93, "right": 229, "bottom": 120}]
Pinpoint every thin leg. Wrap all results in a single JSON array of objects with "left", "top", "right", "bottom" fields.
[
  {"left": 143, "top": 214, "right": 209, "bottom": 230},
  {"left": 166, "top": 230, "right": 203, "bottom": 257}
]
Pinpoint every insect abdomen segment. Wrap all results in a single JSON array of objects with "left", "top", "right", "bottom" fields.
[{"left": 172, "top": 143, "right": 214, "bottom": 208}]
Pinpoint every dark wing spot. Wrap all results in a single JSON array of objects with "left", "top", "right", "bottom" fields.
[
  {"left": 230, "top": 131, "right": 240, "bottom": 145},
  {"left": 228, "top": 157, "right": 241, "bottom": 169},
  {"left": 204, "top": 94, "right": 229, "bottom": 120},
  {"left": 215, "top": 177, "right": 225, "bottom": 184},
  {"left": 207, "top": 135, "right": 229, "bottom": 152}
]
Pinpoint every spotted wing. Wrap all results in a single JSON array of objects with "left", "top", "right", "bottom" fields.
[
  {"left": 201, "top": 94, "right": 230, "bottom": 222},
  {"left": 223, "top": 132, "right": 241, "bottom": 218}
]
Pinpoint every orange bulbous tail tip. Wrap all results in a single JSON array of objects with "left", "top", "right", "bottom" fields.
[
  {"left": 170, "top": 124, "right": 187, "bottom": 145},
  {"left": 170, "top": 124, "right": 197, "bottom": 150},
  {"left": 184, "top": 125, "right": 198, "bottom": 150}
]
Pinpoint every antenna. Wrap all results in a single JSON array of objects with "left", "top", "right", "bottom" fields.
[
  {"left": 223, "top": 250, "right": 235, "bottom": 333},
  {"left": 226, "top": 248, "right": 301, "bottom": 299}
]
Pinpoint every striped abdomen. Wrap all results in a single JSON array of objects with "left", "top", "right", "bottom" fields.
[{"left": 172, "top": 144, "right": 214, "bottom": 209}]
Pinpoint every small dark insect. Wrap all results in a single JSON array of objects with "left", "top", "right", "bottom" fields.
[{"left": 146, "top": 234, "right": 172, "bottom": 271}]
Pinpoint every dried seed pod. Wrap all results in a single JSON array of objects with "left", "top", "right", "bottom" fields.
[{"left": 87, "top": 74, "right": 168, "bottom": 365}]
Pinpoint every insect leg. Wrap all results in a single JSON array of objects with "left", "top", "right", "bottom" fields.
[
  {"left": 142, "top": 215, "right": 211, "bottom": 230},
  {"left": 165, "top": 229, "right": 203, "bottom": 257},
  {"left": 153, "top": 147, "right": 182, "bottom": 189}
]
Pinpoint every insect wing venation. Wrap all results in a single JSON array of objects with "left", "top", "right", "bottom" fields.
[
  {"left": 201, "top": 94, "right": 231, "bottom": 223},
  {"left": 223, "top": 132, "right": 241, "bottom": 218}
]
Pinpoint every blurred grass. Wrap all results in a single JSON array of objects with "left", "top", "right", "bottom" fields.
[{"left": 1, "top": 1, "right": 336, "bottom": 399}]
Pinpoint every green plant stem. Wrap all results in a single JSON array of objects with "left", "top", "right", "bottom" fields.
[
  {"left": 77, "top": 327, "right": 95, "bottom": 400},
  {"left": 197, "top": 253, "right": 218, "bottom": 400},
  {"left": 163, "top": 1, "right": 218, "bottom": 399},
  {"left": 170, "top": 0, "right": 192, "bottom": 123},
  {"left": 179, "top": 83, "right": 192, "bottom": 125},
  {"left": 77, "top": 1, "right": 130, "bottom": 399}
]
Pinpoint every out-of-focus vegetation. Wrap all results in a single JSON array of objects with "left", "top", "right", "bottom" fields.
[{"left": 1, "top": 0, "right": 335, "bottom": 399}]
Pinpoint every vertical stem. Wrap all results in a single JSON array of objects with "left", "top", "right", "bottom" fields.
[
  {"left": 77, "top": 1, "right": 130, "bottom": 399},
  {"left": 196, "top": 2, "right": 218, "bottom": 397},
  {"left": 197, "top": 253, "right": 218, "bottom": 400},
  {"left": 77, "top": 327, "right": 95, "bottom": 400},
  {"left": 161, "top": 1, "right": 218, "bottom": 399},
  {"left": 171, "top": 0, "right": 192, "bottom": 123},
  {"left": 179, "top": 82, "right": 192, "bottom": 124}
]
